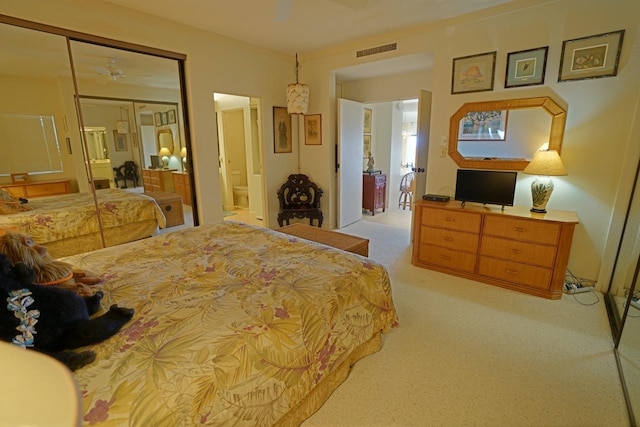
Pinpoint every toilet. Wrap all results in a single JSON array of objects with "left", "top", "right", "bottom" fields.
[
  {"left": 231, "top": 170, "right": 249, "bottom": 208},
  {"left": 233, "top": 185, "right": 249, "bottom": 208}
]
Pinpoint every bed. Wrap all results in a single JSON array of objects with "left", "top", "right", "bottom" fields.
[
  {"left": 0, "top": 188, "right": 166, "bottom": 258},
  {"left": 62, "top": 221, "right": 398, "bottom": 426}
]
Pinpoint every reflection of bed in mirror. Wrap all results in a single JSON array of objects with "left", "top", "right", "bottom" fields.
[{"left": 0, "top": 188, "right": 166, "bottom": 257}]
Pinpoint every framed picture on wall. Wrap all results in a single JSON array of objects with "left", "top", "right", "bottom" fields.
[
  {"left": 304, "top": 114, "right": 322, "bottom": 145},
  {"left": 364, "top": 108, "right": 372, "bottom": 133},
  {"left": 505, "top": 46, "right": 548, "bottom": 88},
  {"left": 154, "top": 112, "right": 162, "bottom": 127},
  {"left": 558, "top": 30, "right": 624, "bottom": 82},
  {"left": 113, "top": 130, "right": 128, "bottom": 151},
  {"left": 161, "top": 112, "right": 169, "bottom": 125},
  {"left": 273, "top": 106, "right": 292, "bottom": 153},
  {"left": 167, "top": 109, "right": 177, "bottom": 124},
  {"left": 363, "top": 134, "right": 371, "bottom": 158},
  {"left": 451, "top": 51, "right": 497, "bottom": 94}
]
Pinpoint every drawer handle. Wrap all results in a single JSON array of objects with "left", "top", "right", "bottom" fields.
[
  {"left": 165, "top": 205, "right": 172, "bottom": 212},
  {"left": 445, "top": 217, "right": 456, "bottom": 222},
  {"left": 442, "top": 236, "right": 454, "bottom": 242},
  {"left": 509, "top": 248, "right": 522, "bottom": 254},
  {"left": 506, "top": 269, "right": 519, "bottom": 275},
  {"left": 514, "top": 227, "right": 528, "bottom": 233}
]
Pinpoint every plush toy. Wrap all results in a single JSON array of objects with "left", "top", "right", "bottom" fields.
[
  {"left": 0, "top": 253, "right": 134, "bottom": 371},
  {"left": 0, "top": 231, "right": 101, "bottom": 296}
]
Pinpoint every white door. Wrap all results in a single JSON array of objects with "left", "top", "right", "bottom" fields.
[
  {"left": 411, "top": 90, "right": 433, "bottom": 236},
  {"left": 337, "top": 98, "right": 365, "bottom": 228}
]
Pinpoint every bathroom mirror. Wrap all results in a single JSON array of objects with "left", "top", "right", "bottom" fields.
[
  {"left": 448, "top": 96, "right": 566, "bottom": 170},
  {"left": 157, "top": 129, "right": 174, "bottom": 154}
]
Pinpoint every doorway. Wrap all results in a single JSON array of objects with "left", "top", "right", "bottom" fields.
[{"left": 214, "top": 93, "right": 265, "bottom": 226}]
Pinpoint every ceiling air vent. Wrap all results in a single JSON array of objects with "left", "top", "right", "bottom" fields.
[{"left": 356, "top": 42, "right": 397, "bottom": 58}]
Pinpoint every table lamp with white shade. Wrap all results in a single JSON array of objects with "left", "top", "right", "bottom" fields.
[
  {"left": 522, "top": 149, "right": 567, "bottom": 213},
  {"left": 159, "top": 147, "right": 172, "bottom": 169},
  {"left": 180, "top": 146, "right": 188, "bottom": 172}
]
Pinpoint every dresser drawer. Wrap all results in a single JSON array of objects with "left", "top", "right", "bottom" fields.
[
  {"left": 421, "top": 225, "right": 479, "bottom": 253},
  {"left": 480, "top": 236, "right": 557, "bottom": 268},
  {"left": 478, "top": 256, "right": 552, "bottom": 290},
  {"left": 418, "top": 244, "right": 477, "bottom": 273},
  {"left": 483, "top": 216, "right": 560, "bottom": 245},
  {"left": 421, "top": 208, "right": 481, "bottom": 234}
]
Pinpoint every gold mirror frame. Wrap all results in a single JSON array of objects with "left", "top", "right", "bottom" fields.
[
  {"left": 448, "top": 96, "right": 566, "bottom": 170},
  {"left": 157, "top": 129, "right": 174, "bottom": 154}
]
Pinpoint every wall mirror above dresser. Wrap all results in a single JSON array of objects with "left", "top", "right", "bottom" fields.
[
  {"left": 0, "top": 15, "right": 196, "bottom": 258},
  {"left": 448, "top": 96, "right": 567, "bottom": 170}
]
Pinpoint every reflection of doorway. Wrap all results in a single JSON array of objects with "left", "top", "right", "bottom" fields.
[{"left": 214, "top": 93, "right": 264, "bottom": 223}]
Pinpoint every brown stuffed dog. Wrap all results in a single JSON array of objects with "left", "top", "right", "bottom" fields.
[{"left": 0, "top": 231, "right": 101, "bottom": 296}]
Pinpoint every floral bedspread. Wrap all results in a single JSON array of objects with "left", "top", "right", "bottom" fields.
[
  {"left": 0, "top": 189, "right": 166, "bottom": 245},
  {"left": 64, "top": 222, "right": 398, "bottom": 426}
]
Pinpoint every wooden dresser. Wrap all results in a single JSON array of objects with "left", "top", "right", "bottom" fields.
[
  {"left": 363, "top": 172, "right": 386, "bottom": 216},
  {"left": 412, "top": 200, "right": 579, "bottom": 299},
  {"left": 172, "top": 172, "right": 192, "bottom": 206},
  {"left": 1, "top": 179, "right": 71, "bottom": 198},
  {"left": 142, "top": 169, "right": 175, "bottom": 193}
]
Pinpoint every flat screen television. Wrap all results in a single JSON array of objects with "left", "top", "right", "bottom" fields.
[
  {"left": 149, "top": 155, "right": 161, "bottom": 169},
  {"left": 454, "top": 169, "right": 517, "bottom": 208}
]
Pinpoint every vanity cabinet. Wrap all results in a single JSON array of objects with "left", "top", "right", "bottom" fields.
[
  {"left": 142, "top": 169, "right": 175, "bottom": 193},
  {"left": 172, "top": 172, "right": 191, "bottom": 206},
  {"left": 412, "top": 200, "right": 579, "bottom": 299},
  {"left": 1, "top": 179, "right": 71, "bottom": 198},
  {"left": 363, "top": 173, "right": 386, "bottom": 216}
]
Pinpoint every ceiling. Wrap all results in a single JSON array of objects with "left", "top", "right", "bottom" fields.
[{"left": 99, "top": 0, "right": 519, "bottom": 80}]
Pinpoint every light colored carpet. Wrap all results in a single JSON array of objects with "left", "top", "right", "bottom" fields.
[{"left": 301, "top": 213, "right": 629, "bottom": 426}]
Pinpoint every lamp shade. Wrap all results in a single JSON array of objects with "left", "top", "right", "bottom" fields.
[
  {"left": 180, "top": 146, "right": 187, "bottom": 157},
  {"left": 523, "top": 150, "right": 567, "bottom": 176},
  {"left": 286, "top": 83, "right": 310, "bottom": 114},
  {"left": 159, "top": 147, "right": 172, "bottom": 157}
]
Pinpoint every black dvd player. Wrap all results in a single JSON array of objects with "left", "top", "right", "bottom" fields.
[{"left": 423, "top": 194, "right": 450, "bottom": 202}]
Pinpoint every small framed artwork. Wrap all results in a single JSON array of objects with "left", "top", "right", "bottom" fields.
[
  {"left": 161, "top": 112, "right": 169, "bottom": 125},
  {"left": 458, "top": 110, "right": 508, "bottom": 141},
  {"left": 10, "top": 173, "right": 30, "bottom": 184},
  {"left": 273, "top": 106, "right": 292, "bottom": 153},
  {"left": 505, "top": 46, "right": 548, "bottom": 88},
  {"left": 154, "top": 112, "right": 162, "bottom": 127},
  {"left": 559, "top": 30, "right": 625, "bottom": 82},
  {"left": 167, "top": 109, "right": 177, "bottom": 124},
  {"left": 364, "top": 108, "right": 372, "bottom": 133},
  {"left": 363, "top": 134, "right": 371, "bottom": 158},
  {"left": 113, "top": 130, "right": 128, "bottom": 151},
  {"left": 451, "top": 51, "right": 497, "bottom": 94},
  {"left": 304, "top": 114, "right": 322, "bottom": 145}
]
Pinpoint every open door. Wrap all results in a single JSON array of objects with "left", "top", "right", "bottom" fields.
[
  {"left": 337, "top": 98, "right": 365, "bottom": 228},
  {"left": 412, "top": 90, "right": 433, "bottom": 235}
]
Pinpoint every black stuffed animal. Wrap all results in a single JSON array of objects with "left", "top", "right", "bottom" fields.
[{"left": 0, "top": 253, "right": 134, "bottom": 371}]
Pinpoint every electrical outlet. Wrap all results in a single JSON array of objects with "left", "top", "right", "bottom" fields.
[
  {"left": 440, "top": 146, "right": 447, "bottom": 157},
  {"left": 441, "top": 136, "right": 448, "bottom": 146}
]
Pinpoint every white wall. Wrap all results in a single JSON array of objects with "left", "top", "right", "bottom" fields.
[{"left": 300, "top": 0, "right": 640, "bottom": 285}]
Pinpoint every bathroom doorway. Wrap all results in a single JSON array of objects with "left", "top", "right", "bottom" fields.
[{"left": 214, "top": 93, "right": 264, "bottom": 225}]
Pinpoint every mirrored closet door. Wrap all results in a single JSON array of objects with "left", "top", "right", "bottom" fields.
[{"left": 0, "top": 16, "right": 196, "bottom": 257}]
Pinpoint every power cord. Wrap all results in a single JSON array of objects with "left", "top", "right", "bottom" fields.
[{"left": 563, "top": 269, "right": 599, "bottom": 306}]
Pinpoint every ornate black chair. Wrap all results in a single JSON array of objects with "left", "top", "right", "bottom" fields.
[
  {"left": 277, "top": 174, "right": 323, "bottom": 227},
  {"left": 113, "top": 161, "right": 139, "bottom": 188}
]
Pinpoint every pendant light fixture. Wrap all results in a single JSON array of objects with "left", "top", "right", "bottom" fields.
[{"left": 286, "top": 53, "right": 309, "bottom": 114}]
